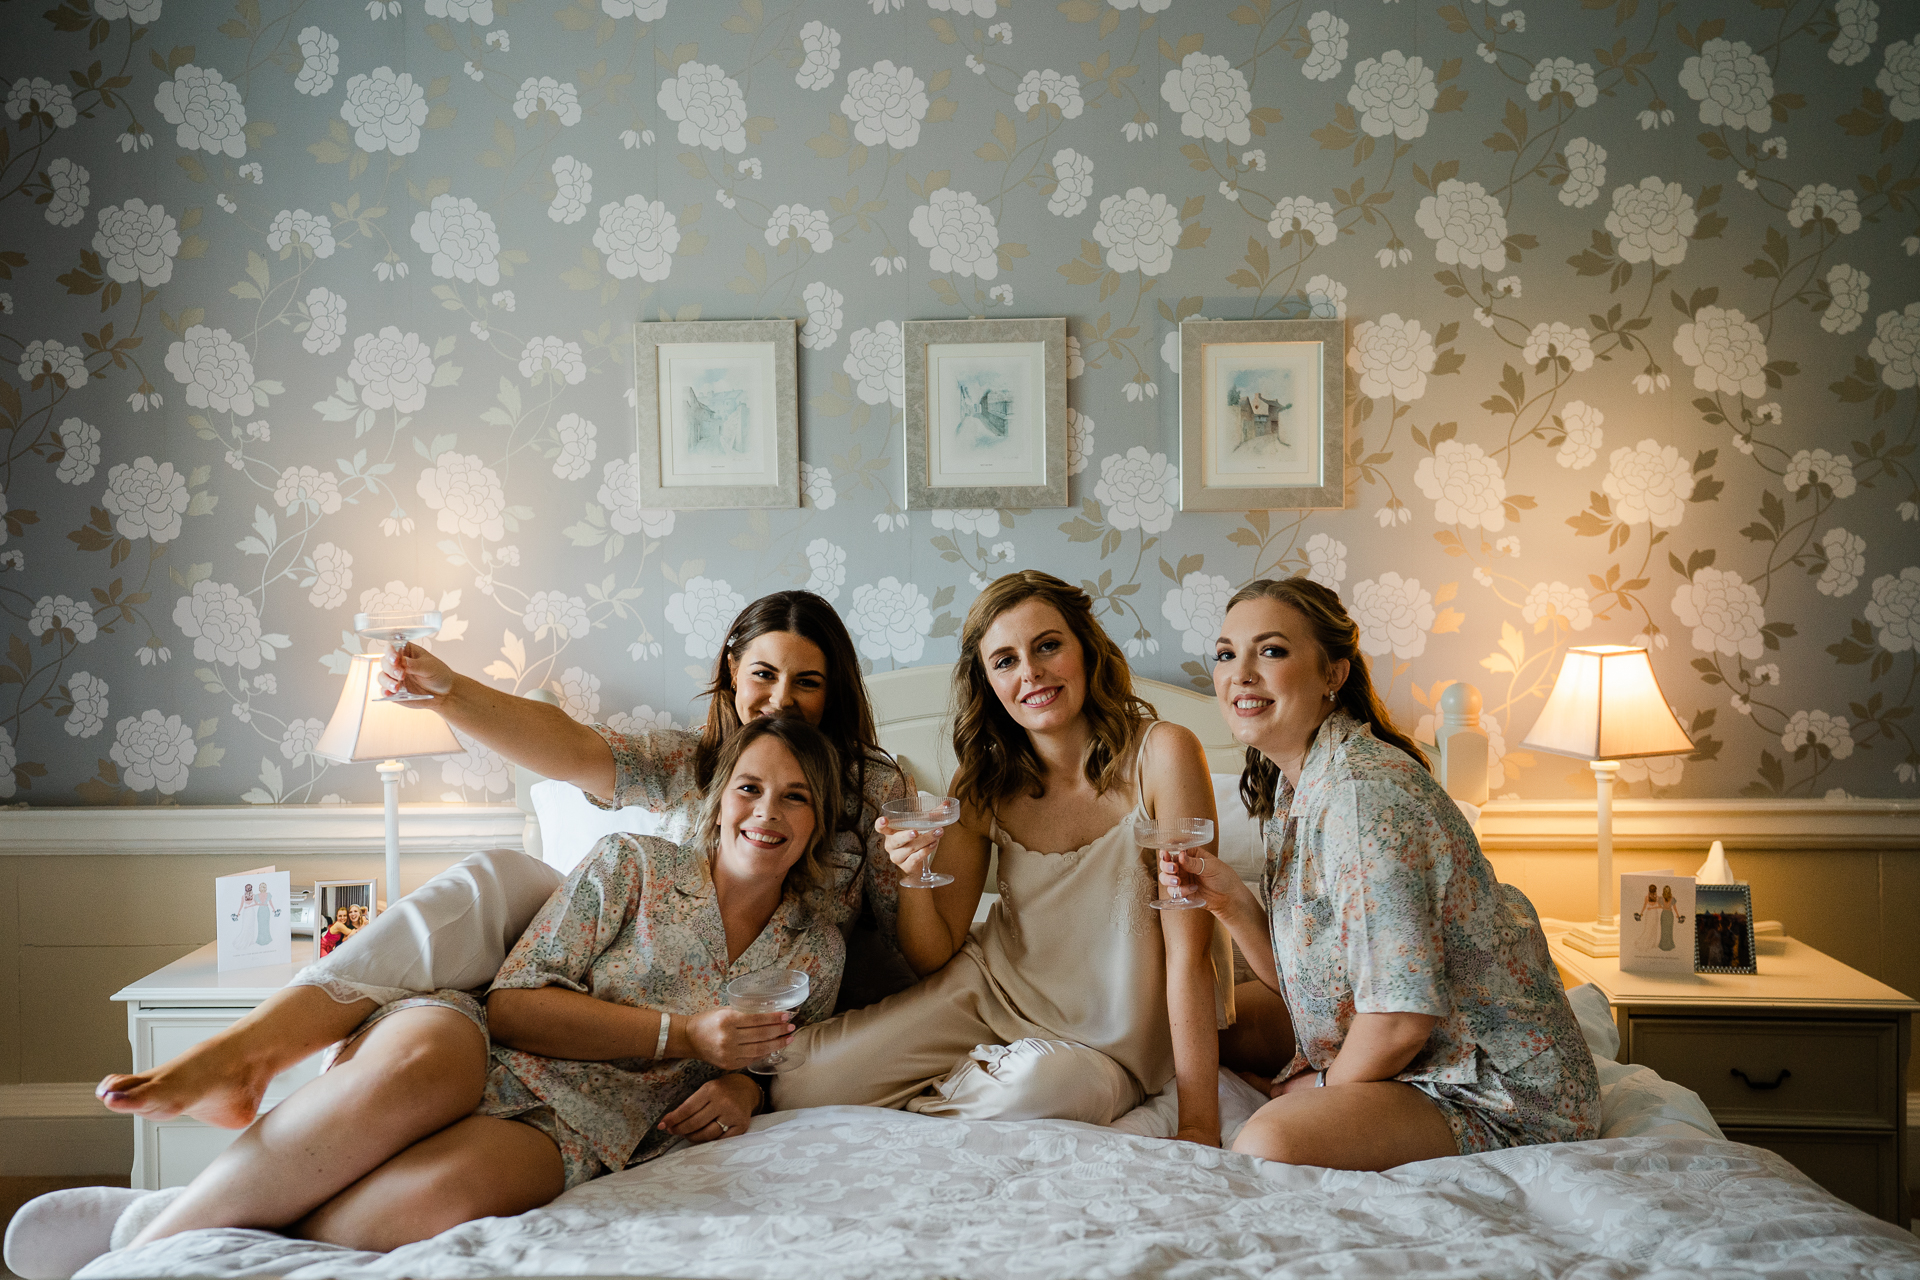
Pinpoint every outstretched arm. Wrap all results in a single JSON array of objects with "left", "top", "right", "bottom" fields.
[{"left": 881, "top": 808, "right": 990, "bottom": 975}]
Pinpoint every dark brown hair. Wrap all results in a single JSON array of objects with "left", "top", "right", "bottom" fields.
[
  {"left": 694, "top": 715, "right": 843, "bottom": 898},
  {"left": 948, "top": 570, "right": 1157, "bottom": 815},
  {"left": 694, "top": 590, "right": 888, "bottom": 820},
  {"left": 1225, "top": 576, "right": 1430, "bottom": 820}
]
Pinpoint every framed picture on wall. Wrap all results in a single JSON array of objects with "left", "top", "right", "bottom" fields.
[
  {"left": 1177, "top": 318, "right": 1346, "bottom": 511},
  {"left": 904, "top": 316, "right": 1069, "bottom": 510},
  {"left": 633, "top": 319, "right": 798, "bottom": 509}
]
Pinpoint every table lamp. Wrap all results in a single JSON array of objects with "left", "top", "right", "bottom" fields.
[
  {"left": 1519, "top": 644, "right": 1693, "bottom": 957},
  {"left": 315, "top": 653, "right": 460, "bottom": 910}
]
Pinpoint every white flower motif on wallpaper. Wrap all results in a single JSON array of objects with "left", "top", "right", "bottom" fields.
[
  {"left": 523, "top": 590, "right": 591, "bottom": 641},
  {"left": 553, "top": 666, "right": 601, "bottom": 721},
  {"left": 666, "top": 577, "right": 746, "bottom": 658},
  {"left": 1866, "top": 568, "right": 1920, "bottom": 651},
  {"left": 29, "top": 594, "right": 97, "bottom": 643},
  {"left": 1351, "top": 572, "right": 1435, "bottom": 659},
  {"left": 1304, "top": 533, "right": 1347, "bottom": 587},
  {"left": 519, "top": 336, "right": 587, "bottom": 385},
  {"left": 5, "top": 77, "right": 74, "bottom": 127},
  {"left": 110, "top": 710, "right": 196, "bottom": 794},
  {"left": 411, "top": 194, "right": 500, "bottom": 284},
  {"left": 849, "top": 577, "right": 934, "bottom": 664},
  {"left": 301, "top": 286, "right": 347, "bottom": 355},
  {"left": 801, "top": 463, "right": 836, "bottom": 510},
  {"left": 1522, "top": 321, "right": 1594, "bottom": 371},
  {"left": 1823, "top": 264, "right": 1870, "bottom": 334},
  {"left": 265, "top": 208, "right": 334, "bottom": 259},
  {"left": 19, "top": 338, "right": 87, "bottom": 389},
  {"left": 1603, "top": 439, "right": 1694, "bottom": 527},
  {"left": 44, "top": 157, "right": 89, "bottom": 228},
  {"left": 1876, "top": 33, "right": 1920, "bottom": 121},
  {"left": 1817, "top": 528, "right": 1865, "bottom": 597},
  {"left": 154, "top": 64, "right": 246, "bottom": 156},
  {"left": 842, "top": 61, "right": 929, "bottom": 149},
  {"left": 1349, "top": 315, "right": 1436, "bottom": 401},
  {"left": 797, "top": 21, "right": 841, "bottom": 91},
  {"left": 767, "top": 203, "right": 833, "bottom": 253},
  {"left": 418, "top": 452, "right": 507, "bottom": 540},
  {"left": 1348, "top": 51, "right": 1436, "bottom": 140},
  {"left": 1094, "top": 448, "right": 1178, "bottom": 534},
  {"left": 605, "top": 704, "right": 680, "bottom": 735},
  {"left": 166, "top": 324, "right": 256, "bottom": 414},
  {"left": 1527, "top": 57, "right": 1597, "bottom": 107},
  {"left": 1673, "top": 305, "right": 1769, "bottom": 398},
  {"left": 843, "top": 321, "right": 904, "bottom": 407},
  {"left": 550, "top": 413, "right": 597, "bottom": 481},
  {"left": 304, "top": 542, "right": 353, "bottom": 609},
  {"left": 102, "top": 457, "right": 188, "bottom": 542},
  {"left": 1303, "top": 11, "right": 1348, "bottom": 82},
  {"left": 594, "top": 194, "right": 680, "bottom": 281},
  {"left": 1782, "top": 709, "right": 1853, "bottom": 759},
  {"left": 64, "top": 671, "right": 108, "bottom": 738},
  {"left": 1558, "top": 137, "right": 1606, "bottom": 208},
  {"left": 55, "top": 418, "right": 100, "bottom": 485},
  {"left": 349, "top": 327, "right": 434, "bottom": 411},
  {"left": 1415, "top": 440, "right": 1506, "bottom": 531},
  {"left": 174, "top": 580, "right": 287, "bottom": 669},
  {"left": 515, "top": 77, "right": 581, "bottom": 126},
  {"left": 1066, "top": 407, "right": 1094, "bottom": 475},
  {"left": 1161, "top": 53, "right": 1249, "bottom": 143},
  {"left": 1788, "top": 183, "right": 1861, "bottom": 233},
  {"left": 800, "top": 282, "right": 843, "bottom": 350},
  {"left": 550, "top": 156, "right": 592, "bottom": 224},
  {"left": 932, "top": 508, "right": 1000, "bottom": 537},
  {"left": 804, "top": 539, "right": 847, "bottom": 601},
  {"left": 1268, "top": 196, "right": 1336, "bottom": 245},
  {"left": 1017, "top": 69, "right": 1083, "bottom": 119},
  {"left": 1093, "top": 188, "right": 1180, "bottom": 275},
  {"left": 1673, "top": 567, "right": 1766, "bottom": 659},
  {"left": 659, "top": 61, "right": 748, "bottom": 153},
  {"left": 911, "top": 189, "right": 999, "bottom": 279},
  {"left": 600, "top": 0, "right": 668, "bottom": 18},
  {"left": 273, "top": 465, "right": 343, "bottom": 516},
  {"left": 340, "top": 68, "right": 428, "bottom": 155},
  {"left": 1555, "top": 400, "right": 1604, "bottom": 469},
  {"left": 1304, "top": 273, "right": 1347, "bottom": 319},
  {"left": 92, "top": 198, "right": 179, "bottom": 284},
  {"left": 1162, "top": 571, "right": 1233, "bottom": 655},
  {"left": 443, "top": 726, "right": 510, "bottom": 796},
  {"left": 1522, "top": 581, "right": 1594, "bottom": 631},
  {"left": 1785, "top": 448, "right": 1856, "bottom": 498},
  {"left": 1047, "top": 148, "right": 1093, "bottom": 217},
  {"left": 295, "top": 27, "right": 338, "bottom": 96},
  {"left": 1606, "top": 177, "right": 1695, "bottom": 265},
  {"left": 1678, "top": 38, "right": 1774, "bottom": 132},
  {"left": 1869, "top": 303, "right": 1920, "bottom": 387},
  {"left": 1415, "top": 179, "right": 1507, "bottom": 271}
]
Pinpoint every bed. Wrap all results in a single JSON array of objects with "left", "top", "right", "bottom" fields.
[{"left": 76, "top": 667, "right": 1920, "bottom": 1279}]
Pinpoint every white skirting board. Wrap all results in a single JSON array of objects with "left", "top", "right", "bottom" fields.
[{"left": 0, "top": 1084, "right": 133, "bottom": 1176}]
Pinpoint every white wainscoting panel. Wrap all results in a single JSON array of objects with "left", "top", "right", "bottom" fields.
[{"left": 0, "top": 804, "right": 526, "bottom": 856}]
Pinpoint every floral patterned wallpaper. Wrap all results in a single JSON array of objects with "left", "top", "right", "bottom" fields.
[{"left": 2, "top": 0, "right": 1916, "bottom": 807}]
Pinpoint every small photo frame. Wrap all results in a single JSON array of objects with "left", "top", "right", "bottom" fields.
[
  {"left": 1694, "top": 883, "right": 1758, "bottom": 975},
  {"left": 904, "top": 316, "right": 1068, "bottom": 510},
  {"left": 633, "top": 319, "right": 798, "bottom": 509},
  {"left": 1178, "top": 318, "right": 1346, "bottom": 510},
  {"left": 1619, "top": 873, "right": 1696, "bottom": 975},
  {"left": 314, "top": 878, "right": 378, "bottom": 957}
]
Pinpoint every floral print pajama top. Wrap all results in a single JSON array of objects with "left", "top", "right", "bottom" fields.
[{"left": 1261, "top": 712, "right": 1600, "bottom": 1154}]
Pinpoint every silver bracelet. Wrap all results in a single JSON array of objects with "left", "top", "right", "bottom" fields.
[{"left": 655, "top": 1011, "right": 671, "bottom": 1060}]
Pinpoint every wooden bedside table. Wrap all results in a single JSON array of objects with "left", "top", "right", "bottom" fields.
[
  {"left": 110, "top": 941, "right": 323, "bottom": 1190},
  {"left": 1549, "top": 933, "right": 1917, "bottom": 1227}
]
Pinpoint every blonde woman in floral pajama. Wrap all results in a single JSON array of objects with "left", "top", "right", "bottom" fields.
[
  {"left": 1164, "top": 577, "right": 1600, "bottom": 1170},
  {"left": 130, "top": 716, "right": 848, "bottom": 1250}
]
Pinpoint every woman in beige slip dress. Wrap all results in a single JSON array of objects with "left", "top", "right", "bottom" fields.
[{"left": 773, "top": 572, "right": 1236, "bottom": 1144}]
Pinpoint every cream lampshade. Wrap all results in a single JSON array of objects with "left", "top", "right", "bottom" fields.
[
  {"left": 1519, "top": 644, "right": 1693, "bottom": 957},
  {"left": 316, "top": 653, "right": 460, "bottom": 910}
]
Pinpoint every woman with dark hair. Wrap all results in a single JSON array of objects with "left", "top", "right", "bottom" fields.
[
  {"left": 774, "top": 571, "right": 1232, "bottom": 1139},
  {"left": 1160, "top": 576, "right": 1598, "bottom": 1169},
  {"left": 128, "top": 717, "right": 850, "bottom": 1251}
]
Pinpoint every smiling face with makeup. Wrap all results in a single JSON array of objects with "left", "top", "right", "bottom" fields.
[
  {"left": 712, "top": 734, "right": 819, "bottom": 886},
  {"left": 979, "top": 597, "right": 1089, "bottom": 735},
  {"left": 1212, "top": 596, "right": 1349, "bottom": 776},
  {"left": 727, "top": 631, "right": 829, "bottom": 727}
]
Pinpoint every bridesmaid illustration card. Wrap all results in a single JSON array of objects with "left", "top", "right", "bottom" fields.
[
  {"left": 1619, "top": 873, "right": 1695, "bottom": 975},
  {"left": 216, "top": 866, "right": 291, "bottom": 971}
]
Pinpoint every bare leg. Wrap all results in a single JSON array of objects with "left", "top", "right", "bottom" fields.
[
  {"left": 97, "top": 986, "right": 377, "bottom": 1130},
  {"left": 1218, "top": 980, "right": 1295, "bottom": 1080},
  {"left": 295, "top": 1116, "right": 564, "bottom": 1253},
  {"left": 130, "top": 1006, "right": 487, "bottom": 1246},
  {"left": 1231, "top": 1081, "right": 1459, "bottom": 1171}
]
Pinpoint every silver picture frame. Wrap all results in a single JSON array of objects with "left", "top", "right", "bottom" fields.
[
  {"left": 633, "top": 319, "right": 799, "bottom": 509},
  {"left": 904, "top": 316, "right": 1069, "bottom": 510},
  {"left": 1178, "top": 318, "right": 1346, "bottom": 511}
]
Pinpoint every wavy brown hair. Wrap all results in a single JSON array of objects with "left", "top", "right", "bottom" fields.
[
  {"left": 949, "top": 571, "right": 1157, "bottom": 815},
  {"left": 694, "top": 590, "right": 890, "bottom": 821},
  {"left": 693, "top": 715, "right": 844, "bottom": 899},
  {"left": 1226, "top": 576, "right": 1430, "bottom": 821}
]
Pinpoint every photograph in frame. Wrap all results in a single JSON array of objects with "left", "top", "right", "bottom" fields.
[
  {"left": 314, "top": 878, "right": 379, "bottom": 959},
  {"left": 905, "top": 317, "right": 1068, "bottom": 510},
  {"left": 1179, "top": 318, "right": 1346, "bottom": 511},
  {"left": 633, "top": 319, "right": 798, "bottom": 509},
  {"left": 1694, "top": 882, "right": 1759, "bottom": 975}
]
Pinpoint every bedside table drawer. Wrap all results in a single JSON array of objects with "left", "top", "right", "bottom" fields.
[{"left": 1627, "top": 1016, "right": 1897, "bottom": 1129}]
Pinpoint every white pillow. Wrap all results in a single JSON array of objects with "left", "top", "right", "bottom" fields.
[
  {"left": 1211, "top": 772, "right": 1263, "bottom": 889},
  {"left": 529, "top": 778, "right": 684, "bottom": 875}
]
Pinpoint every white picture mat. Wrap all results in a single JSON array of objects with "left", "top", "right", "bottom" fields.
[
  {"left": 1618, "top": 872, "right": 1695, "bottom": 975},
  {"left": 656, "top": 341, "right": 778, "bottom": 488},
  {"left": 927, "top": 340, "right": 1047, "bottom": 489},
  {"left": 1202, "top": 340, "right": 1324, "bottom": 489},
  {"left": 216, "top": 866, "right": 291, "bottom": 972}
]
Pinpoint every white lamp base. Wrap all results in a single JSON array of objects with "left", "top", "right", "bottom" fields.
[{"left": 1563, "top": 918, "right": 1620, "bottom": 957}]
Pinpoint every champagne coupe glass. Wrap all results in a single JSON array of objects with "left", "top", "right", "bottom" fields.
[
  {"left": 723, "top": 968, "right": 811, "bottom": 1073},
  {"left": 354, "top": 610, "right": 443, "bottom": 702},
  {"left": 1134, "top": 817, "right": 1215, "bottom": 911},
  {"left": 882, "top": 793, "right": 960, "bottom": 889}
]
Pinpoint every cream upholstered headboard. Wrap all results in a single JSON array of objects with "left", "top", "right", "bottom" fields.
[{"left": 867, "top": 663, "right": 1242, "bottom": 796}]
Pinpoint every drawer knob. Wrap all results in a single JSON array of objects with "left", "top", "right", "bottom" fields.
[{"left": 1729, "top": 1066, "right": 1791, "bottom": 1091}]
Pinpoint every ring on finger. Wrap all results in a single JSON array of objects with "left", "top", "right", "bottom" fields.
[{"left": 716, "top": 1120, "right": 731, "bottom": 1135}]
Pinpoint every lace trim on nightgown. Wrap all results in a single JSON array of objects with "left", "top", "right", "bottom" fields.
[{"left": 287, "top": 967, "right": 418, "bottom": 1008}]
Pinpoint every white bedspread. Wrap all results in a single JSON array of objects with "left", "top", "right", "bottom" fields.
[{"left": 79, "top": 1105, "right": 1919, "bottom": 1280}]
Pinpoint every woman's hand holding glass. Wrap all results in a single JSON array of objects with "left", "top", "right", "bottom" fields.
[
  {"left": 657, "top": 1072, "right": 761, "bottom": 1144},
  {"left": 1155, "top": 840, "right": 1248, "bottom": 915},
  {"left": 681, "top": 1005, "right": 794, "bottom": 1072},
  {"left": 377, "top": 640, "right": 455, "bottom": 703},
  {"left": 876, "top": 794, "right": 959, "bottom": 888}
]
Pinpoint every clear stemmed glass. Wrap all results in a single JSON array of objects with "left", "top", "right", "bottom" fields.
[
  {"left": 1134, "top": 817, "right": 1215, "bottom": 911},
  {"left": 882, "top": 794, "right": 960, "bottom": 889},
  {"left": 723, "top": 968, "right": 811, "bottom": 1073},
  {"left": 354, "top": 610, "right": 443, "bottom": 702}
]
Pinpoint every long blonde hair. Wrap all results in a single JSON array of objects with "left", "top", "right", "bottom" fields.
[
  {"left": 948, "top": 571, "right": 1156, "bottom": 815},
  {"left": 1227, "top": 576, "right": 1429, "bottom": 821}
]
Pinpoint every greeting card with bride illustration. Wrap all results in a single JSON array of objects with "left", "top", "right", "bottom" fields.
[
  {"left": 1619, "top": 873, "right": 1696, "bottom": 975},
  {"left": 216, "top": 866, "right": 291, "bottom": 972}
]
